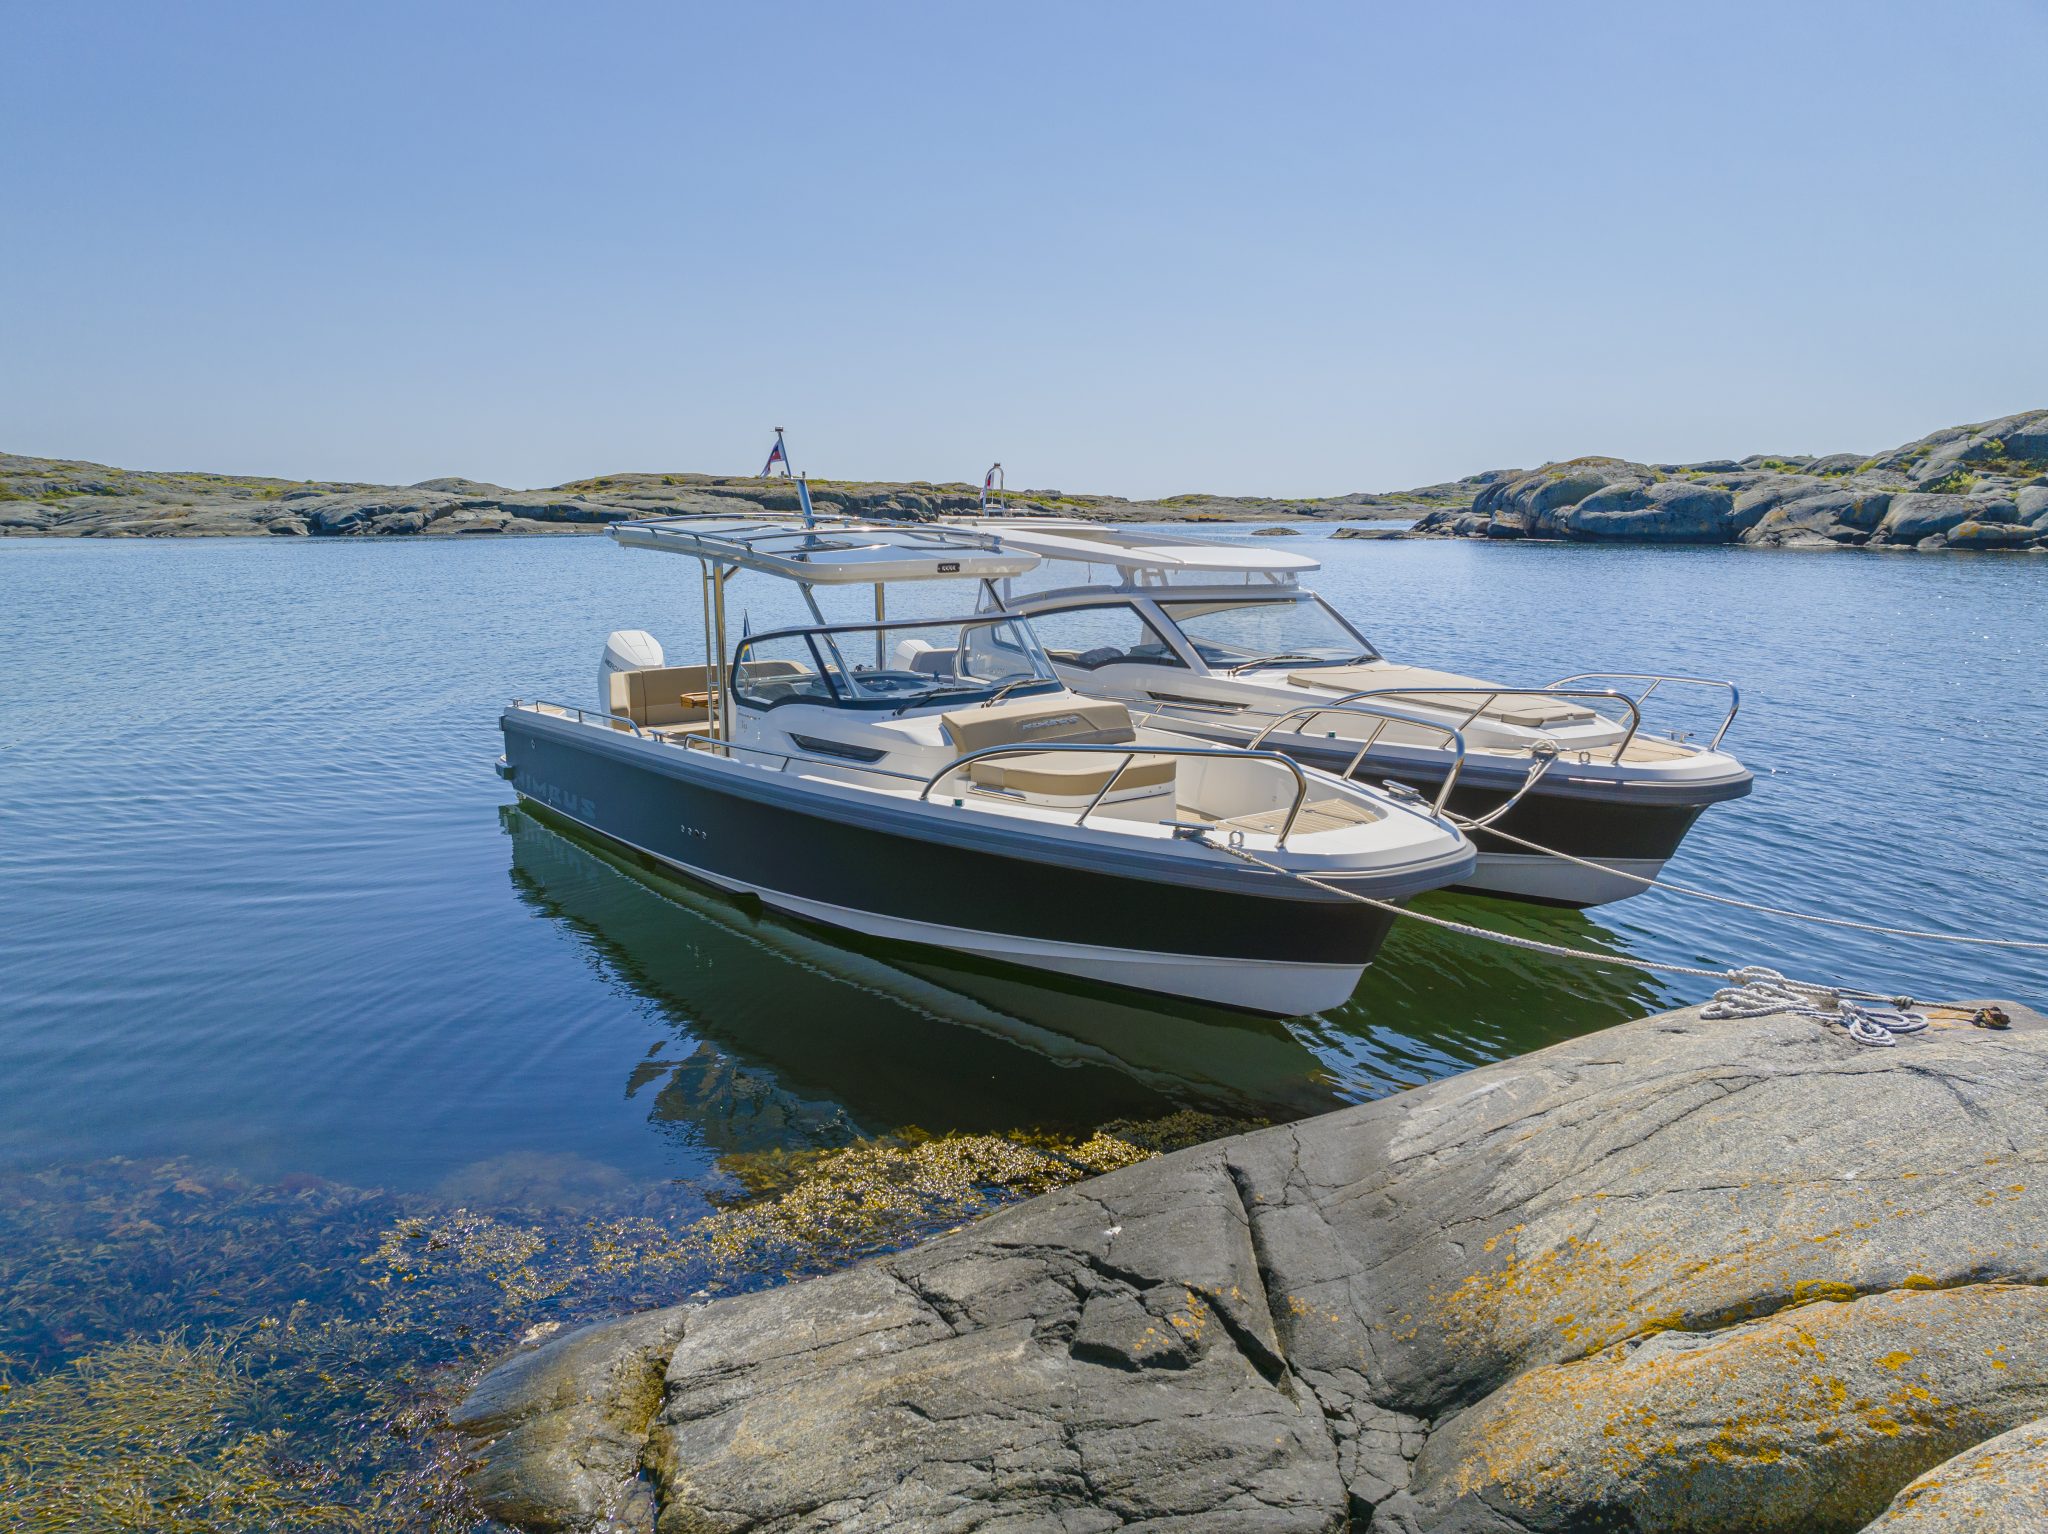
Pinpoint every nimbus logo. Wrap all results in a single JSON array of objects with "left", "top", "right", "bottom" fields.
[{"left": 1019, "top": 714, "right": 1082, "bottom": 733}]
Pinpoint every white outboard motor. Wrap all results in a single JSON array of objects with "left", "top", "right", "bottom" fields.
[{"left": 600, "top": 629, "right": 664, "bottom": 715}]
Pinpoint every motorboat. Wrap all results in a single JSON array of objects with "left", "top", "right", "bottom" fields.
[
  {"left": 951, "top": 519, "right": 1753, "bottom": 907},
  {"left": 497, "top": 512, "right": 1477, "bottom": 1015}
]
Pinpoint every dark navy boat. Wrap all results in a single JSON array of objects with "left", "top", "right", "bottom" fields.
[{"left": 497, "top": 509, "right": 1475, "bottom": 1015}]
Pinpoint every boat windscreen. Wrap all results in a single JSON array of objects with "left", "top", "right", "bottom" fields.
[
  {"left": 733, "top": 617, "right": 1062, "bottom": 711},
  {"left": 1156, "top": 595, "right": 1379, "bottom": 671}
]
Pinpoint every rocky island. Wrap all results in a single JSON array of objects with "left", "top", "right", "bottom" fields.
[
  {"left": 453, "top": 997, "right": 2048, "bottom": 1533},
  {"left": 5, "top": 407, "right": 2043, "bottom": 551},
  {"left": 0, "top": 457, "right": 1467, "bottom": 539},
  {"left": 1407, "top": 408, "right": 2048, "bottom": 553}
]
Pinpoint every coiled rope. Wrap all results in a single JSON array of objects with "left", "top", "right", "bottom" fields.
[
  {"left": 1699, "top": 966, "right": 1928, "bottom": 1047},
  {"left": 1216, "top": 842, "right": 1944, "bottom": 1046}
]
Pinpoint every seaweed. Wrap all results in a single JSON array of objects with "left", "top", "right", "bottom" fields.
[{"left": 0, "top": 1114, "right": 1250, "bottom": 1528}]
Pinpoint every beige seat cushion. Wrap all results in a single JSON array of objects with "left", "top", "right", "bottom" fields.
[
  {"left": 968, "top": 751, "right": 1175, "bottom": 798},
  {"left": 611, "top": 665, "right": 712, "bottom": 727},
  {"left": 940, "top": 696, "right": 1136, "bottom": 753},
  {"left": 613, "top": 660, "right": 818, "bottom": 725},
  {"left": 1288, "top": 664, "right": 1597, "bottom": 727}
]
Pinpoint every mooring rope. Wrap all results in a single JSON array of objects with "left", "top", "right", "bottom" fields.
[
  {"left": 1453, "top": 751, "right": 1561, "bottom": 830},
  {"left": 1215, "top": 842, "right": 1948, "bottom": 1045},
  {"left": 1458, "top": 818, "right": 2048, "bottom": 952},
  {"left": 1698, "top": 967, "right": 1928, "bottom": 1047}
]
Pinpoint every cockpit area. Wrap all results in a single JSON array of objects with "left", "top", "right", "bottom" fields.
[{"left": 730, "top": 617, "right": 1063, "bottom": 714}]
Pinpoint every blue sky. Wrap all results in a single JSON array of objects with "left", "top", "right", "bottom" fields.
[{"left": 4, "top": 1, "right": 2044, "bottom": 497}]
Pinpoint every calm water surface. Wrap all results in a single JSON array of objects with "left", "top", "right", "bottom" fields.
[
  {"left": 3, "top": 530, "right": 2043, "bottom": 1519},
  {"left": 1, "top": 531, "right": 2041, "bottom": 1199}
]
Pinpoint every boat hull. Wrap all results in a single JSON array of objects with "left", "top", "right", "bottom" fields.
[{"left": 499, "top": 712, "right": 1446, "bottom": 1015}]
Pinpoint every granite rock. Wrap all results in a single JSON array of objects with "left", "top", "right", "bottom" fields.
[
  {"left": 1861, "top": 1416, "right": 2048, "bottom": 1531},
  {"left": 1399, "top": 1285, "right": 2048, "bottom": 1533},
  {"left": 447, "top": 1309, "right": 691, "bottom": 1532},
  {"left": 455, "top": 1000, "right": 2048, "bottom": 1532},
  {"left": 1407, "top": 409, "right": 2048, "bottom": 551},
  {"left": 1744, "top": 489, "right": 1893, "bottom": 547},
  {"left": 1559, "top": 478, "right": 1736, "bottom": 541}
]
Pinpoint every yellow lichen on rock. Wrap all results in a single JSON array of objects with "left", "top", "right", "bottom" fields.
[
  {"left": 1864, "top": 1414, "right": 2048, "bottom": 1528},
  {"left": 1412, "top": 1284, "right": 2048, "bottom": 1532}
]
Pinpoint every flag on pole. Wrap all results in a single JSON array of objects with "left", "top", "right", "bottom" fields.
[
  {"left": 981, "top": 462, "right": 1001, "bottom": 511},
  {"left": 761, "top": 433, "right": 789, "bottom": 477}
]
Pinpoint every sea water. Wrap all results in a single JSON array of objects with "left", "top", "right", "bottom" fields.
[{"left": 1, "top": 530, "right": 2041, "bottom": 1520}]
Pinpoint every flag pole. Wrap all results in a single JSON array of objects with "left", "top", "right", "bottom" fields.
[{"left": 763, "top": 426, "right": 792, "bottom": 479}]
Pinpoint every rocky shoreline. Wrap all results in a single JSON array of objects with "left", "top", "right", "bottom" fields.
[
  {"left": 6, "top": 407, "right": 2044, "bottom": 549},
  {"left": 1406, "top": 409, "right": 2048, "bottom": 552},
  {"left": 0, "top": 457, "right": 1463, "bottom": 540},
  {"left": 453, "top": 997, "right": 2048, "bottom": 1533}
]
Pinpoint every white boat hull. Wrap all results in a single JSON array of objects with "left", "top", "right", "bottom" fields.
[{"left": 1464, "top": 852, "right": 1666, "bottom": 906}]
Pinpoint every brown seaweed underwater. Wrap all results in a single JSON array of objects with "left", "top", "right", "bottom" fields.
[{"left": 0, "top": 1112, "right": 1246, "bottom": 1531}]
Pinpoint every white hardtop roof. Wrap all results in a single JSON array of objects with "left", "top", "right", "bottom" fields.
[
  {"left": 611, "top": 515, "right": 1040, "bottom": 584},
  {"left": 946, "top": 518, "right": 1321, "bottom": 576}
]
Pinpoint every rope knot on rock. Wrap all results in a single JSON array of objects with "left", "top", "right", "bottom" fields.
[{"left": 1702, "top": 966, "right": 1928, "bottom": 1047}]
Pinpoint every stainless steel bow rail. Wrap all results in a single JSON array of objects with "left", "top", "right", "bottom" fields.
[
  {"left": 1549, "top": 672, "right": 1740, "bottom": 750},
  {"left": 1326, "top": 685, "right": 1648, "bottom": 762},
  {"left": 916, "top": 742, "right": 1324, "bottom": 843},
  {"left": 515, "top": 699, "right": 648, "bottom": 736},
  {"left": 1242, "top": 705, "right": 1468, "bottom": 814},
  {"left": 1234, "top": 699, "right": 1570, "bottom": 832}
]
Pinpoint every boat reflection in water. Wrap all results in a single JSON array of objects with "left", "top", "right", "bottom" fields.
[
  {"left": 502, "top": 802, "right": 1665, "bottom": 1149},
  {"left": 1298, "top": 894, "right": 1666, "bottom": 1093},
  {"left": 503, "top": 803, "right": 1341, "bottom": 1144}
]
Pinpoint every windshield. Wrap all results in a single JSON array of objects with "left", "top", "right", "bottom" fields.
[
  {"left": 732, "top": 617, "right": 1062, "bottom": 711},
  {"left": 1156, "top": 596, "right": 1377, "bottom": 672}
]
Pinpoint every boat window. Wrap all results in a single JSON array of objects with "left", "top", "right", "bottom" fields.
[
  {"left": 731, "top": 636, "right": 837, "bottom": 711},
  {"left": 1028, "top": 603, "right": 1187, "bottom": 671},
  {"left": 1156, "top": 596, "right": 1378, "bottom": 672},
  {"left": 736, "top": 618, "right": 1062, "bottom": 711}
]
